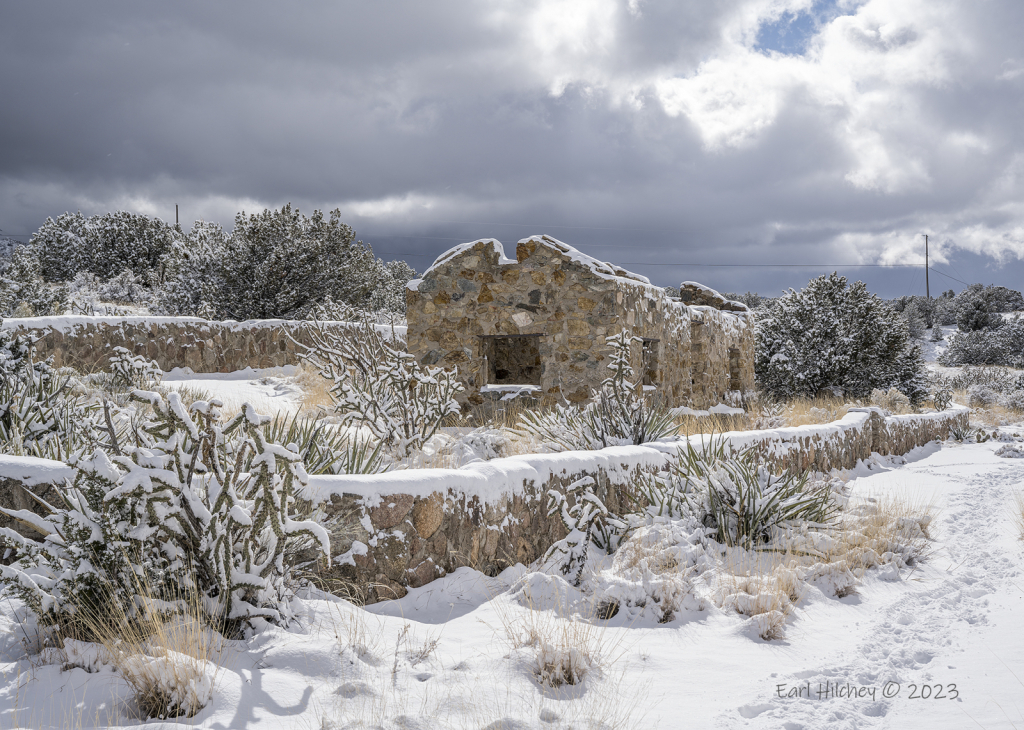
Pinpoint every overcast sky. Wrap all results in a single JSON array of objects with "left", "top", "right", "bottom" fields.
[{"left": 2, "top": 0, "right": 1023, "bottom": 297}]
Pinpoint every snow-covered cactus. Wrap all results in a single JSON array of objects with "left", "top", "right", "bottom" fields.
[
  {"left": 544, "top": 477, "right": 625, "bottom": 586},
  {"left": 108, "top": 346, "right": 163, "bottom": 389},
  {"left": 302, "top": 317, "right": 463, "bottom": 457},
  {"left": 0, "top": 391, "right": 330, "bottom": 635}
]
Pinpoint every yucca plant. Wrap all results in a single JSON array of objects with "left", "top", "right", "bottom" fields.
[
  {"left": 261, "top": 413, "right": 384, "bottom": 475},
  {"left": 520, "top": 331, "right": 677, "bottom": 451},
  {"left": 677, "top": 438, "right": 836, "bottom": 548}
]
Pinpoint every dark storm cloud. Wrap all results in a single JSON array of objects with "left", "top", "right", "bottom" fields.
[{"left": 1, "top": 0, "right": 1023, "bottom": 296}]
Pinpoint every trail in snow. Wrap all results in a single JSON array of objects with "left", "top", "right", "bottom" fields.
[{"left": 718, "top": 441, "right": 1024, "bottom": 730}]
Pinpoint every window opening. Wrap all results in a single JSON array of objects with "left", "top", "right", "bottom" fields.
[
  {"left": 641, "top": 338, "right": 660, "bottom": 386},
  {"left": 480, "top": 334, "right": 542, "bottom": 385}
]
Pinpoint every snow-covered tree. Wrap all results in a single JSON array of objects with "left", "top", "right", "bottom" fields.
[
  {"left": 219, "top": 205, "right": 377, "bottom": 320},
  {"left": 755, "top": 272, "right": 927, "bottom": 402},
  {"left": 955, "top": 286, "right": 1006, "bottom": 332},
  {"left": 155, "top": 220, "right": 230, "bottom": 317},
  {"left": 0, "top": 246, "right": 67, "bottom": 316},
  {"left": 365, "top": 259, "right": 418, "bottom": 314},
  {"left": 902, "top": 301, "right": 926, "bottom": 340},
  {"left": 31, "top": 211, "right": 175, "bottom": 282}
]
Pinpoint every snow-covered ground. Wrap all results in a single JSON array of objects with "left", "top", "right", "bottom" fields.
[
  {"left": 161, "top": 366, "right": 306, "bottom": 416},
  {"left": 2, "top": 432, "right": 1023, "bottom": 729}
]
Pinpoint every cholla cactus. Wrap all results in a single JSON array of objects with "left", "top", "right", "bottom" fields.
[
  {"left": 109, "top": 346, "right": 163, "bottom": 388},
  {"left": 302, "top": 317, "right": 463, "bottom": 457},
  {"left": 0, "top": 391, "right": 329, "bottom": 635}
]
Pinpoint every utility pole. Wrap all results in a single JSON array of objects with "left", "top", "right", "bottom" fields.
[
  {"left": 924, "top": 234, "right": 930, "bottom": 300},
  {"left": 175, "top": 204, "right": 179, "bottom": 230}
]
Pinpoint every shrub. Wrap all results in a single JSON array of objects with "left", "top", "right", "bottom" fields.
[
  {"left": 520, "top": 331, "right": 677, "bottom": 451},
  {"left": 940, "top": 316, "right": 1024, "bottom": 368},
  {"left": 302, "top": 316, "right": 463, "bottom": 458},
  {"left": 676, "top": 440, "right": 836, "bottom": 548},
  {"left": 218, "top": 205, "right": 377, "bottom": 320},
  {"left": 755, "top": 272, "right": 926, "bottom": 402},
  {"left": 869, "top": 387, "right": 912, "bottom": 414},
  {"left": 968, "top": 385, "right": 998, "bottom": 408},
  {"left": 0, "top": 392, "right": 330, "bottom": 637},
  {"left": 108, "top": 347, "right": 163, "bottom": 389},
  {"left": 0, "top": 246, "right": 67, "bottom": 316},
  {"left": 31, "top": 210, "right": 175, "bottom": 282}
]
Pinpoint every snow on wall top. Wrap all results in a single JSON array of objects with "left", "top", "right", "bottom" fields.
[
  {"left": 408, "top": 235, "right": 658, "bottom": 292},
  {"left": 519, "top": 235, "right": 652, "bottom": 286},
  {"left": 0, "top": 455, "right": 75, "bottom": 486},
  {"left": 302, "top": 445, "right": 670, "bottom": 508}
]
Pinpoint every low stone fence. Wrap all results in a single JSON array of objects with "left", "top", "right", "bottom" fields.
[
  {"left": 0, "top": 406, "right": 969, "bottom": 601},
  {"left": 1, "top": 316, "right": 406, "bottom": 374}
]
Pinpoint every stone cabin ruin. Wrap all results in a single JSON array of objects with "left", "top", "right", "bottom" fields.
[{"left": 406, "top": 235, "right": 754, "bottom": 410}]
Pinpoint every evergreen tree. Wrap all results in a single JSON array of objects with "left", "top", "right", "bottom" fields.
[
  {"left": 755, "top": 272, "right": 926, "bottom": 402},
  {"left": 0, "top": 246, "right": 67, "bottom": 316},
  {"left": 219, "top": 205, "right": 377, "bottom": 320},
  {"left": 31, "top": 211, "right": 175, "bottom": 282}
]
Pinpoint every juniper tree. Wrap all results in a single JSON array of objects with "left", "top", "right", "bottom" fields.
[{"left": 755, "top": 272, "right": 926, "bottom": 402}]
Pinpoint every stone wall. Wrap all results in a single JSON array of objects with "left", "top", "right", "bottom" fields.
[
  {"left": 406, "top": 236, "right": 755, "bottom": 410},
  {"left": 0, "top": 406, "right": 969, "bottom": 598},
  {"left": 295, "top": 405, "right": 967, "bottom": 602},
  {"left": 1, "top": 316, "right": 405, "bottom": 374}
]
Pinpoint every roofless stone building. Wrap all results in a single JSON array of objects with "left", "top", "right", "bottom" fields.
[{"left": 405, "top": 235, "right": 754, "bottom": 410}]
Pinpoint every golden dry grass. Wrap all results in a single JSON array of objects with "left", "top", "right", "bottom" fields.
[
  {"left": 1012, "top": 490, "right": 1024, "bottom": 542},
  {"left": 292, "top": 361, "right": 336, "bottom": 414}
]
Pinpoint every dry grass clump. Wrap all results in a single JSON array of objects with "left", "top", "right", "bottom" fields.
[
  {"left": 824, "top": 493, "right": 936, "bottom": 573},
  {"left": 780, "top": 395, "right": 854, "bottom": 427},
  {"left": 711, "top": 551, "right": 802, "bottom": 641},
  {"left": 487, "top": 579, "right": 615, "bottom": 689},
  {"left": 293, "top": 361, "right": 335, "bottom": 414},
  {"left": 1012, "top": 490, "right": 1024, "bottom": 541},
  {"left": 40, "top": 586, "right": 221, "bottom": 721}
]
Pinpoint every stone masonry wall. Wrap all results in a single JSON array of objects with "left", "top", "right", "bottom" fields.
[
  {"left": 407, "top": 236, "right": 754, "bottom": 410},
  {"left": 1, "top": 316, "right": 402, "bottom": 374},
  {"left": 0, "top": 407, "right": 969, "bottom": 599},
  {"left": 293, "top": 405, "right": 967, "bottom": 602}
]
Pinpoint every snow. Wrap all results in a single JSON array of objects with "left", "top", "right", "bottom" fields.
[
  {"left": 0, "top": 454, "right": 75, "bottom": 486},
  {"left": 161, "top": 366, "right": 305, "bottom": 416},
  {"left": 3, "top": 433, "right": 1022, "bottom": 729},
  {"left": 416, "top": 235, "right": 666, "bottom": 292}
]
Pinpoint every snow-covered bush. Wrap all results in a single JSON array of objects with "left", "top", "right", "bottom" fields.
[
  {"left": 302, "top": 317, "right": 463, "bottom": 457},
  {"left": 108, "top": 347, "right": 163, "bottom": 389},
  {"left": 755, "top": 272, "right": 926, "bottom": 402},
  {"left": 263, "top": 412, "right": 385, "bottom": 475},
  {"left": 930, "top": 323, "right": 944, "bottom": 342},
  {"left": 217, "top": 205, "right": 378, "bottom": 320},
  {"left": 902, "top": 301, "right": 926, "bottom": 340},
  {"left": 968, "top": 385, "right": 998, "bottom": 408},
  {"left": 0, "top": 392, "right": 330, "bottom": 637},
  {"left": 869, "top": 387, "right": 912, "bottom": 414},
  {"left": 0, "top": 328, "right": 108, "bottom": 459},
  {"left": 940, "top": 316, "right": 1024, "bottom": 368},
  {"left": 31, "top": 210, "right": 175, "bottom": 282},
  {"left": 155, "top": 220, "right": 230, "bottom": 318},
  {"left": 675, "top": 440, "right": 836, "bottom": 548},
  {"left": 520, "top": 331, "right": 676, "bottom": 451},
  {"left": 0, "top": 245, "right": 67, "bottom": 316},
  {"left": 954, "top": 284, "right": 1023, "bottom": 331}
]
